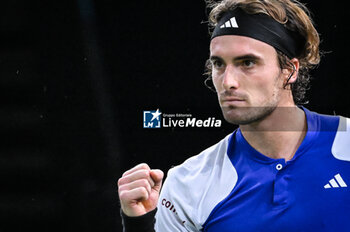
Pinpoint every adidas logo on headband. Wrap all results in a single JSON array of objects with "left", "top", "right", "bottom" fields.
[
  {"left": 220, "top": 17, "right": 239, "bottom": 29},
  {"left": 211, "top": 8, "right": 305, "bottom": 59}
]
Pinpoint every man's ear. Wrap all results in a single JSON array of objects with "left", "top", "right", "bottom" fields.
[{"left": 284, "top": 58, "right": 300, "bottom": 85}]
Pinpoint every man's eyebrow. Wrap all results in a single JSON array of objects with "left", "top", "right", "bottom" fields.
[
  {"left": 209, "top": 56, "right": 223, "bottom": 61},
  {"left": 234, "top": 54, "right": 261, "bottom": 61},
  {"left": 209, "top": 54, "right": 262, "bottom": 62}
]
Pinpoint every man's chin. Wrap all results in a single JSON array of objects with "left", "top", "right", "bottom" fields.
[{"left": 221, "top": 106, "right": 276, "bottom": 125}]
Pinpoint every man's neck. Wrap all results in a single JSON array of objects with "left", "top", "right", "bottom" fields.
[{"left": 240, "top": 106, "right": 307, "bottom": 161}]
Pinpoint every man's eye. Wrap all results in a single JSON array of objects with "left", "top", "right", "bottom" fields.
[
  {"left": 242, "top": 60, "right": 256, "bottom": 68},
  {"left": 212, "top": 60, "right": 224, "bottom": 69}
]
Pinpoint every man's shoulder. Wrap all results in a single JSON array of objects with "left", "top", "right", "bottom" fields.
[
  {"left": 158, "top": 132, "right": 239, "bottom": 228},
  {"left": 331, "top": 116, "right": 350, "bottom": 162},
  {"left": 168, "top": 132, "right": 234, "bottom": 179},
  {"left": 307, "top": 108, "right": 350, "bottom": 161}
]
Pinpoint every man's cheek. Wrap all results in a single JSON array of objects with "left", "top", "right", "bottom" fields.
[{"left": 212, "top": 79, "right": 221, "bottom": 92}]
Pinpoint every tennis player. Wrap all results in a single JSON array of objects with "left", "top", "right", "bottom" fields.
[{"left": 118, "top": 0, "right": 350, "bottom": 231}]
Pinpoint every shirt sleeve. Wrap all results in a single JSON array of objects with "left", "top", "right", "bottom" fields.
[{"left": 154, "top": 168, "right": 199, "bottom": 232}]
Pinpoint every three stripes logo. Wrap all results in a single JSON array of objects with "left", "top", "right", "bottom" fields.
[
  {"left": 220, "top": 17, "right": 239, "bottom": 29},
  {"left": 324, "top": 174, "right": 347, "bottom": 189}
]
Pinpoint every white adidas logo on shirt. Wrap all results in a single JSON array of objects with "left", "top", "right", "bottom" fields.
[
  {"left": 220, "top": 17, "right": 239, "bottom": 29},
  {"left": 324, "top": 174, "right": 347, "bottom": 189}
]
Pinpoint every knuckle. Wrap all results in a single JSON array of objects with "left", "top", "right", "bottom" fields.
[
  {"left": 117, "top": 177, "right": 126, "bottom": 186},
  {"left": 118, "top": 190, "right": 127, "bottom": 200},
  {"left": 139, "top": 187, "right": 149, "bottom": 198},
  {"left": 135, "top": 169, "right": 149, "bottom": 179},
  {"left": 140, "top": 178, "right": 149, "bottom": 186},
  {"left": 142, "top": 169, "right": 151, "bottom": 177},
  {"left": 117, "top": 178, "right": 122, "bottom": 186},
  {"left": 139, "top": 163, "right": 150, "bottom": 170},
  {"left": 145, "top": 184, "right": 152, "bottom": 193},
  {"left": 118, "top": 184, "right": 126, "bottom": 193}
]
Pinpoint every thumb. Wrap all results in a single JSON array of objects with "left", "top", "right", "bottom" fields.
[{"left": 150, "top": 169, "right": 164, "bottom": 192}]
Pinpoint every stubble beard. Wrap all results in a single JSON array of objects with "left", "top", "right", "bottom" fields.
[
  {"left": 221, "top": 104, "right": 277, "bottom": 125},
  {"left": 220, "top": 76, "right": 281, "bottom": 126}
]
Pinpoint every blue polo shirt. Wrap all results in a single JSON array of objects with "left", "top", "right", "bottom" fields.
[{"left": 155, "top": 108, "right": 350, "bottom": 231}]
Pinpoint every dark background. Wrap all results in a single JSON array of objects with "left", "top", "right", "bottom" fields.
[{"left": 0, "top": 0, "right": 348, "bottom": 231}]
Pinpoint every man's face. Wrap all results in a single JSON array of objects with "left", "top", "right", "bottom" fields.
[{"left": 210, "top": 35, "right": 287, "bottom": 125}]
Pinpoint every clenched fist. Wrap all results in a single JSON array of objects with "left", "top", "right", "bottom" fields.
[{"left": 118, "top": 163, "right": 164, "bottom": 217}]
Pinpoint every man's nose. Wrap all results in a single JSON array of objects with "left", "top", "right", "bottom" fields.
[{"left": 222, "top": 65, "right": 240, "bottom": 90}]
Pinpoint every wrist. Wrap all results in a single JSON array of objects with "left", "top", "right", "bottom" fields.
[{"left": 121, "top": 208, "right": 157, "bottom": 232}]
